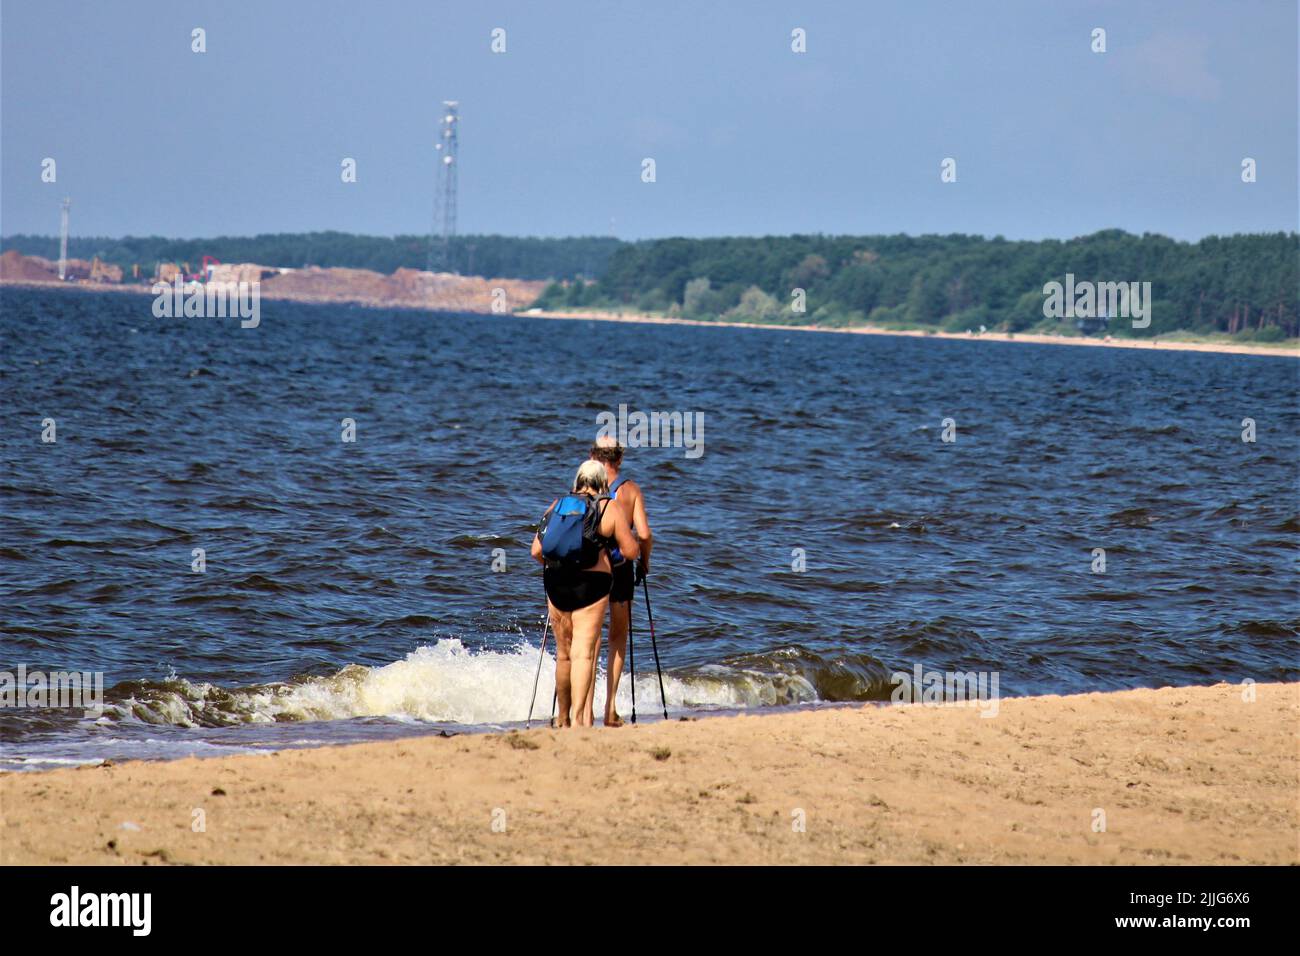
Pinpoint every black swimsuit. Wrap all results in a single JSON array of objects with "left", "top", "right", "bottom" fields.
[
  {"left": 544, "top": 567, "right": 613, "bottom": 612},
  {"left": 610, "top": 560, "right": 635, "bottom": 603}
]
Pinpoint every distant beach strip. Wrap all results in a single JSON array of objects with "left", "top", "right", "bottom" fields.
[
  {"left": 525, "top": 308, "right": 1300, "bottom": 359},
  {"left": 1, "top": 273, "right": 1294, "bottom": 359}
]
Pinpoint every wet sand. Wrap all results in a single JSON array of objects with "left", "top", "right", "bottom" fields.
[{"left": 2, "top": 681, "right": 1295, "bottom": 865}]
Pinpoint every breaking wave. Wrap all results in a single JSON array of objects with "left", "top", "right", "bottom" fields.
[{"left": 92, "top": 639, "right": 896, "bottom": 729}]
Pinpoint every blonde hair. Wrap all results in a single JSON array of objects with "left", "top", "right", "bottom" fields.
[{"left": 573, "top": 459, "right": 609, "bottom": 496}]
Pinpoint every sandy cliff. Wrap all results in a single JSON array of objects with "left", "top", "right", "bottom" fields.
[{"left": 0, "top": 251, "right": 545, "bottom": 314}]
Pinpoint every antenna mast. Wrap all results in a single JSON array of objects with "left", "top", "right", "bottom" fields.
[{"left": 429, "top": 101, "right": 459, "bottom": 273}]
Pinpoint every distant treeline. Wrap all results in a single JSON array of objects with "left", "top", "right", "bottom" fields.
[
  {"left": 536, "top": 231, "right": 1300, "bottom": 340},
  {"left": 0, "top": 232, "right": 620, "bottom": 282}
]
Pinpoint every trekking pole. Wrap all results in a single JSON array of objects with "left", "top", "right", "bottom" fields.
[
  {"left": 628, "top": 602, "right": 637, "bottom": 724},
  {"left": 642, "top": 579, "right": 668, "bottom": 720},
  {"left": 525, "top": 615, "right": 550, "bottom": 728}
]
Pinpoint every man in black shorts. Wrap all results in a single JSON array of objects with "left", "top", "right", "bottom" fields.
[{"left": 587, "top": 435, "right": 653, "bottom": 726}]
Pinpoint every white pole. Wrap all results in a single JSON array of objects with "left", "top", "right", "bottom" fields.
[{"left": 58, "top": 198, "right": 71, "bottom": 280}]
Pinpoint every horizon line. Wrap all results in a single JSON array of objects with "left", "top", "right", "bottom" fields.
[{"left": 5, "top": 228, "right": 1298, "bottom": 245}]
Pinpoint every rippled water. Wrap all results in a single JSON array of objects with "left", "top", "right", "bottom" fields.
[{"left": 2, "top": 286, "right": 1297, "bottom": 768}]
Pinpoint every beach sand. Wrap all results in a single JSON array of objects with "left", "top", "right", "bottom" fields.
[
  {"left": 2, "top": 682, "right": 1295, "bottom": 865},
  {"left": 527, "top": 309, "right": 1299, "bottom": 359}
]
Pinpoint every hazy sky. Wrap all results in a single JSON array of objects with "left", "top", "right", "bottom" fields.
[{"left": 2, "top": 0, "right": 1296, "bottom": 241}]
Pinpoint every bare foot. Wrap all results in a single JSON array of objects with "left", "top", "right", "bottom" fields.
[{"left": 604, "top": 713, "right": 625, "bottom": 728}]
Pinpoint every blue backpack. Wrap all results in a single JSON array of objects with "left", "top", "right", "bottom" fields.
[{"left": 539, "top": 494, "right": 610, "bottom": 569}]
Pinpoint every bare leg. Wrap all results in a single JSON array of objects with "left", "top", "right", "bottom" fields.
[
  {"left": 567, "top": 597, "right": 608, "bottom": 727},
  {"left": 549, "top": 602, "right": 573, "bottom": 728},
  {"left": 603, "top": 600, "right": 630, "bottom": 725},
  {"left": 583, "top": 626, "right": 603, "bottom": 726}
]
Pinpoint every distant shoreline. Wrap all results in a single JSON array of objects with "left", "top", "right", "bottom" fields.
[
  {"left": 0, "top": 271, "right": 545, "bottom": 315},
  {"left": 6, "top": 280, "right": 1295, "bottom": 358},
  {"left": 524, "top": 308, "right": 1300, "bottom": 359}
]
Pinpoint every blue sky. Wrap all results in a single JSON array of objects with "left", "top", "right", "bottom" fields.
[{"left": 2, "top": 0, "right": 1295, "bottom": 240}]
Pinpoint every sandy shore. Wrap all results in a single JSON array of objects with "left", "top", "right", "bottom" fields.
[
  {"left": 0, "top": 274, "right": 545, "bottom": 314},
  {"left": 2, "top": 682, "right": 1294, "bottom": 865},
  {"left": 527, "top": 309, "right": 1299, "bottom": 358}
]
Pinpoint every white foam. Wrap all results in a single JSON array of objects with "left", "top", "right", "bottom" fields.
[
  {"left": 260, "top": 639, "right": 759, "bottom": 724},
  {"left": 268, "top": 640, "right": 553, "bottom": 724},
  {"left": 105, "top": 639, "right": 823, "bottom": 728}
]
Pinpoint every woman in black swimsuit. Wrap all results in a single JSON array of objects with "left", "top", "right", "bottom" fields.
[{"left": 531, "top": 460, "right": 639, "bottom": 727}]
